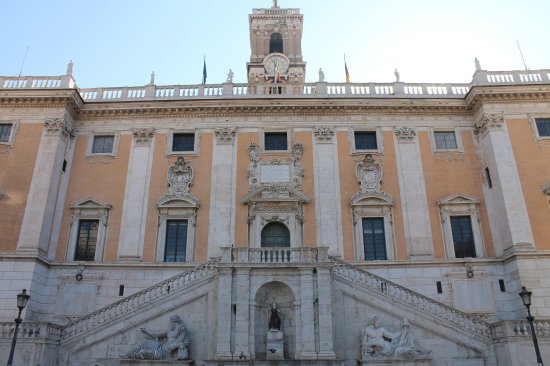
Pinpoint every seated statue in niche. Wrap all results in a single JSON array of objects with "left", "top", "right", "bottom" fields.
[
  {"left": 361, "top": 315, "right": 429, "bottom": 359},
  {"left": 122, "top": 314, "right": 190, "bottom": 360}
]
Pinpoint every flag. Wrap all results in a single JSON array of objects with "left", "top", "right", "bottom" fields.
[
  {"left": 273, "top": 59, "right": 281, "bottom": 83},
  {"left": 344, "top": 55, "right": 350, "bottom": 83},
  {"left": 202, "top": 57, "right": 207, "bottom": 85}
]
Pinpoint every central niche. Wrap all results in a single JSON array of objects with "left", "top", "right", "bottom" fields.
[{"left": 243, "top": 142, "right": 310, "bottom": 248}]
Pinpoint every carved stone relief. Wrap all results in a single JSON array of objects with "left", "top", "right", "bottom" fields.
[
  {"left": 355, "top": 154, "right": 382, "bottom": 194},
  {"left": 314, "top": 126, "right": 335, "bottom": 143},
  {"left": 361, "top": 315, "right": 430, "bottom": 360},
  {"left": 542, "top": 183, "right": 550, "bottom": 196},
  {"left": 168, "top": 157, "right": 194, "bottom": 197},
  {"left": 215, "top": 127, "right": 237, "bottom": 144},
  {"left": 121, "top": 314, "right": 190, "bottom": 360},
  {"left": 474, "top": 113, "right": 504, "bottom": 137},
  {"left": 132, "top": 127, "right": 155, "bottom": 146},
  {"left": 44, "top": 118, "right": 74, "bottom": 139},
  {"left": 394, "top": 126, "right": 417, "bottom": 142}
]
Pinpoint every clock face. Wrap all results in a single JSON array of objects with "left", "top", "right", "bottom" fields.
[{"left": 264, "top": 53, "right": 290, "bottom": 76}]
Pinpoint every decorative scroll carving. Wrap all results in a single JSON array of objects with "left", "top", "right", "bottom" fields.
[
  {"left": 122, "top": 314, "right": 190, "bottom": 360},
  {"left": 247, "top": 143, "right": 260, "bottom": 163},
  {"left": 44, "top": 118, "right": 74, "bottom": 138},
  {"left": 361, "top": 315, "right": 430, "bottom": 360},
  {"left": 394, "top": 126, "right": 417, "bottom": 142},
  {"left": 474, "top": 113, "right": 504, "bottom": 137},
  {"left": 215, "top": 127, "right": 237, "bottom": 145},
  {"left": 132, "top": 128, "right": 155, "bottom": 146},
  {"left": 315, "top": 126, "right": 335, "bottom": 143},
  {"left": 168, "top": 157, "right": 193, "bottom": 196}
]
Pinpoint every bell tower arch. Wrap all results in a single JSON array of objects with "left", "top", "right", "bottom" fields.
[{"left": 247, "top": 2, "right": 306, "bottom": 84}]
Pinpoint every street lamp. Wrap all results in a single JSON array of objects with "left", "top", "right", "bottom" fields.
[
  {"left": 519, "top": 286, "right": 544, "bottom": 366},
  {"left": 7, "top": 289, "right": 30, "bottom": 366}
]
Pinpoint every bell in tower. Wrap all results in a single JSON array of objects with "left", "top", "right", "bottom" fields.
[{"left": 247, "top": 1, "right": 306, "bottom": 87}]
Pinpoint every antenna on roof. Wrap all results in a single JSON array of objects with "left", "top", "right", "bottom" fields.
[
  {"left": 18, "top": 46, "right": 30, "bottom": 77},
  {"left": 516, "top": 40, "right": 528, "bottom": 71}
]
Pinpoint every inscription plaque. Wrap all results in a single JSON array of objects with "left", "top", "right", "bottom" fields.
[{"left": 260, "top": 165, "right": 291, "bottom": 183}]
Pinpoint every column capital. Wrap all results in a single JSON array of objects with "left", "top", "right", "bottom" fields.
[
  {"left": 132, "top": 128, "right": 155, "bottom": 146},
  {"left": 394, "top": 126, "right": 417, "bottom": 143},
  {"left": 44, "top": 118, "right": 74, "bottom": 139},
  {"left": 474, "top": 113, "right": 504, "bottom": 138}
]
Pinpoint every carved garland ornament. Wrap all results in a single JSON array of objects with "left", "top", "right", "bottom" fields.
[
  {"left": 44, "top": 118, "right": 74, "bottom": 138},
  {"left": 314, "top": 126, "right": 335, "bottom": 143},
  {"left": 474, "top": 113, "right": 504, "bottom": 137},
  {"left": 394, "top": 126, "right": 417, "bottom": 142},
  {"left": 215, "top": 127, "right": 237, "bottom": 145}
]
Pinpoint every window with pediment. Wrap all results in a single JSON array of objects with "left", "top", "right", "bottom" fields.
[
  {"left": 67, "top": 198, "right": 111, "bottom": 262},
  {"left": 437, "top": 194, "right": 485, "bottom": 259}
]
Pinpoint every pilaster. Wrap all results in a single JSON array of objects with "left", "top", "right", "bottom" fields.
[
  {"left": 298, "top": 268, "right": 316, "bottom": 359},
  {"left": 475, "top": 113, "right": 535, "bottom": 255},
  {"left": 215, "top": 267, "right": 233, "bottom": 360},
  {"left": 234, "top": 268, "right": 251, "bottom": 358},
  {"left": 207, "top": 128, "right": 238, "bottom": 258},
  {"left": 312, "top": 127, "right": 344, "bottom": 255},
  {"left": 316, "top": 266, "right": 337, "bottom": 359},
  {"left": 117, "top": 128, "right": 155, "bottom": 261},
  {"left": 393, "top": 127, "right": 434, "bottom": 258},
  {"left": 17, "top": 118, "right": 75, "bottom": 258}
]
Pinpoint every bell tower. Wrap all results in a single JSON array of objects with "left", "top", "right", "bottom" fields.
[{"left": 247, "top": 1, "right": 306, "bottom": 85}]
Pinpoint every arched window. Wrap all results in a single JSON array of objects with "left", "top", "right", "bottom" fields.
[
  {"left": 261, "top": 222, "right": 290, "bottom": 247},
  {"left": 270, "top": 33, "right": 283, "bottom": 54}
]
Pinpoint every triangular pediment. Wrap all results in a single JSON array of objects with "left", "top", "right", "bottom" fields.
[
  {"left": 351, "top": 191, "right": 394, "bottom": 206},
  {"left": 157, "top": 194, "right": 199, "bottom": 208},
  {"left": 437, "top": 193, "right": 480, "bottom": 206},
  {"left": 70, "top": 198, "right": 112, "bottom": 209},
  {"left": 242, "top": 185, "right": 310, "bottom": 204}
]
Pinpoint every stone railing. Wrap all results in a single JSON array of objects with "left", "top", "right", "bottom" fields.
[
  {"left": 61, "top": 258, "right": 219, "bottom": 341},
  {"left": 491, "top": 319, "right": 550, "bottom": 340},
  {"left": 0, "top": 322, "right": 63, "bottom": 341},
  {"left": 252, "top": 8, "right": 300, "bottom": 15},
  {"left": 221, "top": 246, "right": 327, "bottom": 263},
  {"left": 1, "top": 69, "right": 549, "bottom": 103},
  {"left": 329, "top": 256, "right": 492, "bottom": 339},
  {"left": 0, "top": 75, "right": 75, "bottom": 89}
]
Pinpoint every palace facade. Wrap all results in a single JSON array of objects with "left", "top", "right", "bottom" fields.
[{"left": 1, "top": 3, "right": 550, "bottom": 366}]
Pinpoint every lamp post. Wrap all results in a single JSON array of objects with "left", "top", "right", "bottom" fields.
[
  {"left": 7, "top": 289, "right": 30, "bottom": 366},
  {"left": 518, "top": 286, "right": 544, "bottom": 366}
]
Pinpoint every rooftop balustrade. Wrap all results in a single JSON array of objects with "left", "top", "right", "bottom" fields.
[{"left": 1, "top": 69, "right": 548, "bottom": 103}]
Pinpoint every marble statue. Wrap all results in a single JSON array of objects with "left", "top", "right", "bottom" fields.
[
  {"left": 150, "top": 71, "right": 156, "bottom": 85},
  {"left": 226, "top": 69, "right": 234, "bottom": 83},
  {"left": 394, "top": 68, "right": 400, "bottom": 82},
  {"left": 268, "top": 302, "right": 282, "bottom": 330},
  {"left": 318, "top": 68, "right": 325, "bottom": 82},
  {"left": 123, "top": 314, "right": 190, "bottom": 360},
  {"left": 475, "top": 57, "right": 482, "bottom": 71},
  {"left": 361, "top": 314, "right": 394, "bottom": 357},
  {"left": 361, "top": 315, "right": 429, "bottom": 359}
]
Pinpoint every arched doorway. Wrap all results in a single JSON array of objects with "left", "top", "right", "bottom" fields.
[{"left": 261, "top": 222, "right": 290, "bottom": 247}]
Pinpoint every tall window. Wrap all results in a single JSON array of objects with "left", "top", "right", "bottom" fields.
[
  {"left": 74, "top": 220, "right": 99, "bottom": 261},
  {"left": 92, "top": 135, "right": 114, "bottom": 154},
  {"left": 535, "top": 118, "right": 550, "bottom": 137},
  {"left": 434, "top": 131, "right": 458, "bottom": 150},
  {"left": 265, "top": 132, "right": 288, "bottom": 151},
  {"left": 270, "top": 33, "right": 283, "bottom": 54},
  {"left": 450, "top": 216, "right": 476, "bottom": 258},
  {"left": 165, "top": 220, "right": 188, "bottom": 262},
  {"left": 172, "top": 133, "right": 195, "bottom": 152},
  {"left": 354, "top": 131, "right": 377, "bottom": 150},
  {"left": 362, "top": 218, "right": 387, "bottom": 260},
  {"left": 261, "top": 222, "right": 290, "bottom": 247},
  {"left": 0, "top": 124, "right": 12, "bottom": 143}
]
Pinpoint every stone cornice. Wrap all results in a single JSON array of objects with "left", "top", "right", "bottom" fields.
[
  {"left": 76, "top": 98, "right": 470, "bottom": 120},
  {"left": 0, "top": 89, "right": 84, "bottom": 119},
  {"left": 466, "top": 84, "right": 550, "bottom": 112}
]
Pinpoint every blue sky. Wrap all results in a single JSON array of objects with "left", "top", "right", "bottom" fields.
[{"left": 1, "top": 0, "right": 549, "bottom": 88}]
